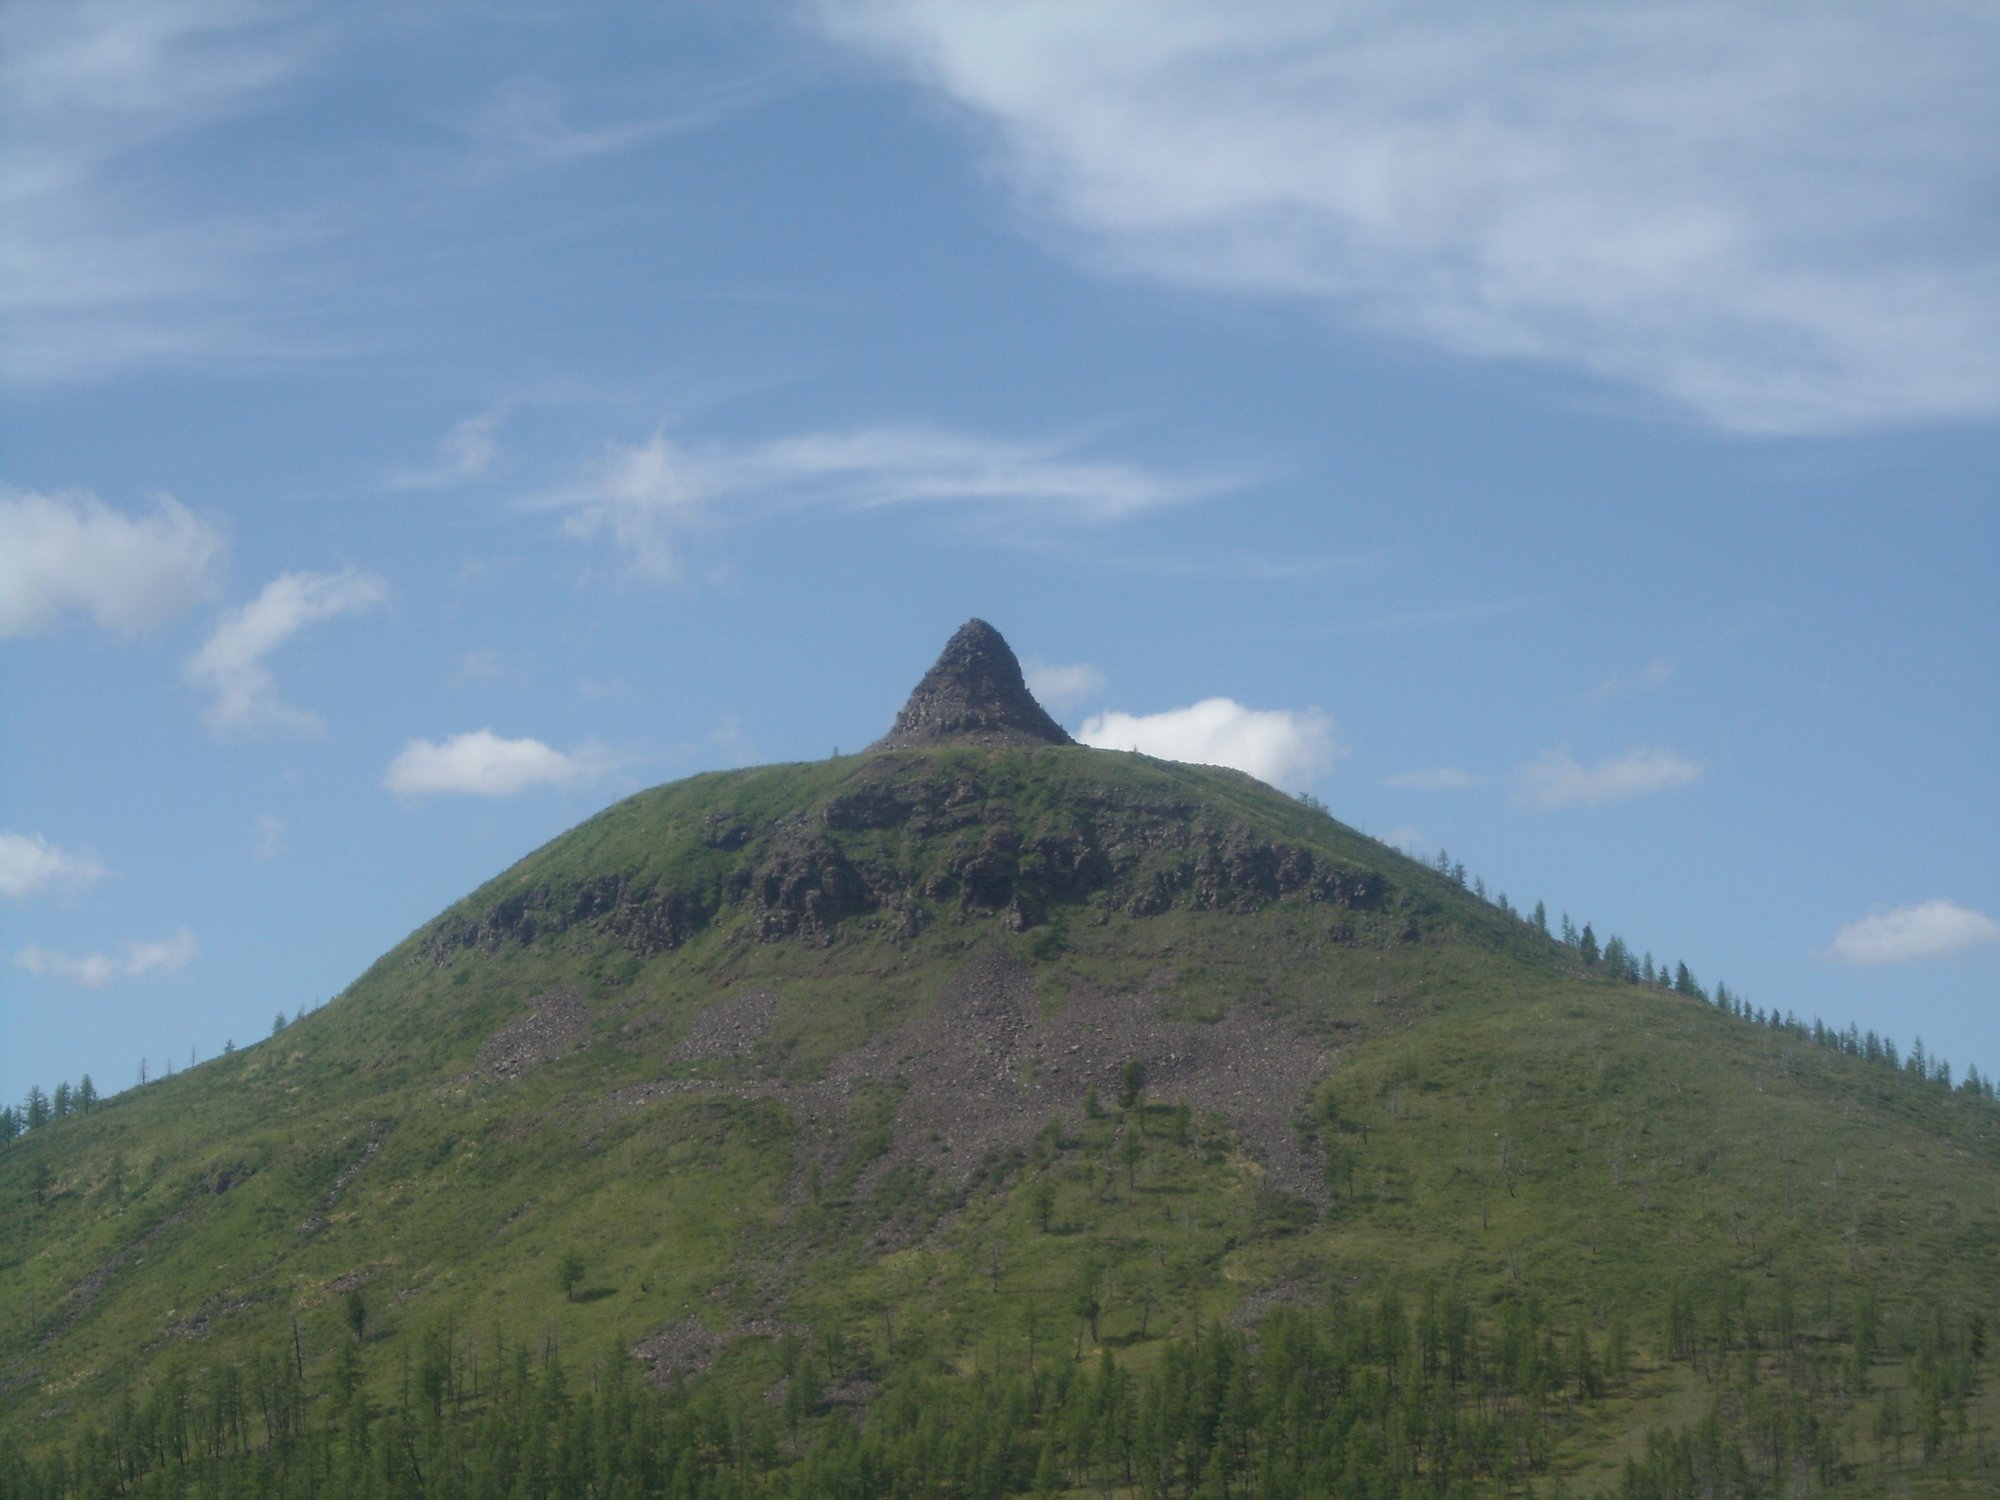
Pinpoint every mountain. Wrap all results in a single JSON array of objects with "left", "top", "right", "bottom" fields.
[{"left": 4, "top": 623, "right": 1997, "bottom": 1498}]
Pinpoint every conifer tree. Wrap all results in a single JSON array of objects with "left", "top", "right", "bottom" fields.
[
  {"left": 1118, "top": 1059, "right": 1146, "bottom": 1111},
  {"left": 1119, "top": 1129, "right": 1143, "bottom": 1189}
]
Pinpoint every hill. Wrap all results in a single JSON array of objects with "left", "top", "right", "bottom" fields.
[{"left": 3, "top": 623, "right": 1997, "bottom": 1498}]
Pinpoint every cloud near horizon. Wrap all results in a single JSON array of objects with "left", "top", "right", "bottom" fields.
[
  {"left": 1077, "top": 698, "right": 1338, "bottom": 791},
  {"left": 1023, "top": 659, "right": 1107, "bottom": 712},
  {"left": 1829, "top": 899, "right": 2000, "bottom": 967},
  {"left": 14, "top": 928, "right": 198, "bottom": 988},
  {"left": 1518, "top": 748, "right": 1702, "bottom": 810},
  {"left": 0, "top": 831, "right": 108, "bottom": 900},
  {"left": 185, "top": 568, "right": 389, "bottom": 737},
  {"left": 822, "top": 3, "right": 2000, "bottom": 433},
  {"left": 384, "top": 730, "right": 612, "bottom": 798},
  {"left": 0, "top": 487, "right": 225, "bottom": 638}
]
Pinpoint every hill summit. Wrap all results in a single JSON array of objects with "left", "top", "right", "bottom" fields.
[{"left": 872, "top": 618, "right": 1074, "bottom": 750}]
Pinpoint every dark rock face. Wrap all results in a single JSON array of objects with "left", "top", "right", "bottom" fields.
[
  {"left": 872, "top": 620, "right": 1074, "bottom": 750},
  {"left": 420, "top": 875, "right": 716, "bottom": 962}
]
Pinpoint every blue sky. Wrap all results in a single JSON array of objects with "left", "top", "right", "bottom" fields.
[{"left": 4, "top": 2, "right": 1996, "bottom": 1107}]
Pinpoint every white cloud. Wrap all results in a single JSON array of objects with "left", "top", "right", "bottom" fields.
[
  {"left": 559, "top": 432, "right": 710, "bottom": 581},
  {"left": 0, "top": 831, "right": 107, "bottom": 900},
  {"left": 1829, "top": 899, "right": 2000, "bottom": 967},
  {"left": 548, "top": 426, "right": 1239, "bottom": 579},
  {"left": 1518, "top": 747, "right": 1702, "bottom": 810},
  {"left": 1590, "top": 657, "right": 1676, "bottom": 702},
  {"left": 1380, "top": 825, "right": 1426, "bottom": 856},
  {"left": 1077, "top": 698, "right": 1338, "bottom": 790},
  {"left": 0, "top": 486, "right": 224, "bottom": 637},
  {"left": 384, "top": 729, "right": 610, "bottom": 797},
  {"left": 1023, "top": 658, "right": 1106, "bottom": 711},
  {"left": 390, "top": 404, "right": 508, "bottom": 490},
  {"left": 822, "top": 3, "right": 2000, "bottom": 432},
  {"left": 185, "top": 568, "right": 389, "bottom": 737},
  {"left": 14, "top": 927, "right": 197, "bottom": 987},
  {"left": 1386, "top": 768, "right": 1479, "bottom": 790}
]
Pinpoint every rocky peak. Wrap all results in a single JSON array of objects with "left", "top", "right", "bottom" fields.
[{"left": 873, "top": 620, "right": 1075, "bottom": 751}]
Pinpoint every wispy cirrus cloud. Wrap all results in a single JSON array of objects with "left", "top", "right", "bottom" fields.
[
  {"left": 820, "top": 2, "right": 2000, "bottom": 432},
  {"left": 0, "top": 1, "right": 329, "bottom": 383},
  {"left": 1517, "top": 747, "right": 1702, "bottom": 810},
  {"left": 1589, "top": 657, "right": 1676, "bottom": 702},
  {"left": 0, "top": 486, "right": 225, "bottom": 637},
  {"left": 185, "top": 568, "right": 389, "bottom": 737},
  {"left": 549, "top": 426, "right": 1240, "bottom": 579},
  {"left": 253, "top": 813, "right": 285, "bottom": 860},
  {"left": 1828, "top": 899, "right": 2000, "bottom": 967},
  {"left": 0, "top": 831, "right": 107, "bottom": 900},
  {"left": 384, "top": 729, "right": 615, "bottom": 798},
  {"left": 461, "top": 77, "right": 742, "bottom": 175},
  {"left": 1078, "top": 698, "right": 1338, "bottom": 791},
  {"left": 14, "top": 927, "right": 198, "bottom": 987},
  {"left": 1386, "top": 768, "right": 1480, "bottom": 791},
  {"left": 1320, "top": 598, "right": 1536, "bottom": 636}
]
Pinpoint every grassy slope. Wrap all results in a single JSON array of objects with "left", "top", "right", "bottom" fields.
[{"left": 4, "top": 747, "right": 1996, "bottom": 1492}]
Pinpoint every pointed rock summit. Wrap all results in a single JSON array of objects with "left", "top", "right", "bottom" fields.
[{"left": 874, "top": 620, "right": 1075, "bottom": 750}]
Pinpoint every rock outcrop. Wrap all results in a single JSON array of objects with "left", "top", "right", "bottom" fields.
[
  {"left": 418, "top": 764, "right": 1386, "bottom": 963},
  {"left": 872, "top": 619, "right": 1074, "bottom": 750}
]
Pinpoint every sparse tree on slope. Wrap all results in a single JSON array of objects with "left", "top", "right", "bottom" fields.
[
  {"left": 558, "top": 1250, "right": 586, "bottom": 1302},
  {"left": 1602, "top": 934, "right": 1631, "bottom": 979}
]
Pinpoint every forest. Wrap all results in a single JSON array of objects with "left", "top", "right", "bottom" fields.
[{"left": 3, "top": 1271, "right": 1988, "bottom": 1499}]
